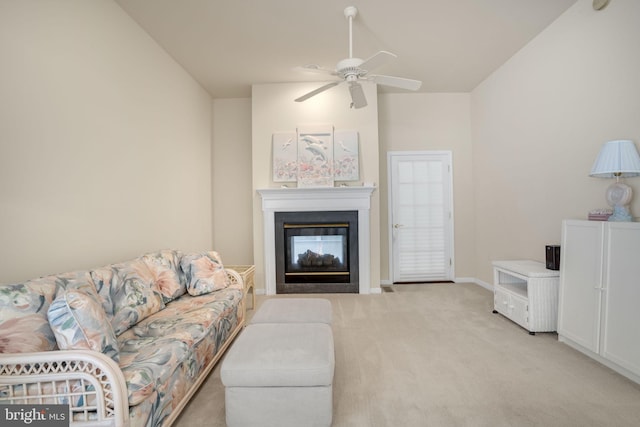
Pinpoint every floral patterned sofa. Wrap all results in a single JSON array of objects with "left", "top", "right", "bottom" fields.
[{"left": 0, "top": 250, "right": 246, "bottom": 427}]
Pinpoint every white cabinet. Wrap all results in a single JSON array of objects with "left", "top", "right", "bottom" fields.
[
  {"left": 492, "top": 260, "right": 560, "bottom": 334},
  {"left": 558, "top": 220, "right": 640, "bottom": 384},
  {"left": 557, "top": 221, "right": 603, "bottom": 352}
]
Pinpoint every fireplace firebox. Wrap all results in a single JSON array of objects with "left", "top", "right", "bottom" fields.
[{"left": 275, "top": 211, "right": 358, "bottom": 293}]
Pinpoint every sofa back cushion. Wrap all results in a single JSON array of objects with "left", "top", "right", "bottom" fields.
[
  {"left": 0, "top": 271, "right": 95, "bottom": 353},
  {"left": 139, "top": 250, "right": 186, "bottom": 303},
  {"left": 90, "top": 260, "right": 165, "bottom": 336},
  {"left": 180, "top": 251, "right": 230, "bottom": 296},
  {"left": 48, "top": 288, "right": 120, "bottom": 362}
]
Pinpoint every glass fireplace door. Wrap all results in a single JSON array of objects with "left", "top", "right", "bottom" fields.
[
  {"left": 275, "top": 210, "right": 358, "bottom": 294},
  {"left": 285, "top": 224, "right": 349, "bottom": 283}
]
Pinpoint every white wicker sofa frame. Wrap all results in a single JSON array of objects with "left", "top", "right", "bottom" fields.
[
  {"left": 0, "top": 251, "right": 246, "bottom": 427},
  {"left": 0, "top": 350, "right": 129, "bottom": 427}
]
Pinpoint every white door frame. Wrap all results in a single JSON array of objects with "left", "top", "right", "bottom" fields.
[{"left": 387, "top": 150, "right": 455, "bottom": 283}]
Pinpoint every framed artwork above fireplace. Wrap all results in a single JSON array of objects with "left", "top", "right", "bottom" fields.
[
  {"left": 297, "top": 125, "right": 334, "bottom": 188},
  {"left": 272, "top": 132, "right": 297, "bottom": 182},
  {"left": 271, "top": 125, "right": 359, "bottom": 186}
]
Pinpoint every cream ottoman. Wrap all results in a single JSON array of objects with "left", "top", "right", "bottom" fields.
[
  {"left": 250, "top": 297, "right": 332, "bottom": 324},
  {"left": 221, "top": 323, "right": 334, "bottom": 427}
]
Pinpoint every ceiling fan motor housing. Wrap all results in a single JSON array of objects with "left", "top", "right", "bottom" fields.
[{"left": 337, "top": 58, "right": 366, "bottom": 80}]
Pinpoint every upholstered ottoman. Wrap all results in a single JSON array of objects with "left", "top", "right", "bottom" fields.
[
  {"left": 250, "top": 297, "right": 332, "bottom": 324},
  {"left": 221, "top": 323, "right": 334, "bottom": 427}
]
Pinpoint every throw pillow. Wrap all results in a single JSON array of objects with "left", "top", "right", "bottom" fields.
[
  {"left": 48, "top": 288, "right": 120, "bottom": 363},
  {"left": 0, "top": 281, "right": 59, "bottom": 353},
  {"left": 140, "top": 250, "right": 186, "bottom": 303},
  {"left": 181, "top": 251, "right": 229, "bottom": 296},
  {"left": 91, "top": 259, "right": 165, "bottom": 336}
]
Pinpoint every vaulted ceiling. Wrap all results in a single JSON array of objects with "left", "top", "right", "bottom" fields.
[{"left": 115, "top": 0, "right": 578, "bottom": 98}]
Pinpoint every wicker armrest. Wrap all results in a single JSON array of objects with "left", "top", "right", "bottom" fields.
[
  {"left": 225, "top": 265, "right": 255, "bottom": 310},
  {"left": 225, "top": 268, "right": 243, "bottom": 289},
  {"left": 0, "top": 350, "right": 129, "bottom": 427}
]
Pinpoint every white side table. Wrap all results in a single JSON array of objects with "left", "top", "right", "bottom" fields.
[{"left": 492, "top": 260, "right": 560, "bottom": 335}]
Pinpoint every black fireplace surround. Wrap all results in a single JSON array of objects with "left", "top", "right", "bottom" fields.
[{"left": 275, "top": 211, "right": 358, "bottom": 294}]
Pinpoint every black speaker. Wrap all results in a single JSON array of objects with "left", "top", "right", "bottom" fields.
[{"left": 546, "top": 245, "right": 561, "bottom": 270}]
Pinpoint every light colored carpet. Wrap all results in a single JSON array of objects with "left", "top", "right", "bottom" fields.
[{"left": 174, "top": 283, "right": 640, "bottom": 427}]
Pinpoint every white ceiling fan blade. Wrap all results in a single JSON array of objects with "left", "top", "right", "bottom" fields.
[
  {"left": 294, "top": 64, "right": 337, "bottom": 76},
  {"left": 295, "top": 81, "right": 341, "bottom": 102},
  {"left": 359, "top": 51, "right": 397, "bottom": 73},
  {"left": 370, "top": 74, "right": 422, "bottom": 91},
  {"left": 348, "top": 82, "right": 367, "bottom": 109}
]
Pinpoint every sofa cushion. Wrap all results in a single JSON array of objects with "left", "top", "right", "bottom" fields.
[
  {"left": 0, "top": 271, "right": 95, "bottom": 353},
  {"left": 48, "top": 288, "right": 120, "bottom": 362},
  {"left": 117, "top": 284, "right": 244, "bottom": 407},
  {"left": 180, "top": 251, "right": 229, "bottom": 296},
  {"left": 140, "top": 250, "right": 186, "bottom": 303},
  {"left": 50, "top": 270, "right": 98, "bottom": 294},
  {"left": 118, "top": 336, "right": 190, "bottom": 406},
  {"left": 90, "top": 260, "right": 165, "bottom": 336}
]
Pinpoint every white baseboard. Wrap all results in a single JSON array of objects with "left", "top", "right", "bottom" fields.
[
  {"left": 256, "top": 279, "right": 493, "bottom": 295},
  {"left": 559, "top": 335, "right": 640, "bottom": 385},
  {"left": 471, "top": 278, "right": 493, "bottom": 291}
]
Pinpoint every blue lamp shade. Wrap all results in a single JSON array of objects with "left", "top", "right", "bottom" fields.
[{"left": 589, "top": 140, "right": 640, "bottom": 178}]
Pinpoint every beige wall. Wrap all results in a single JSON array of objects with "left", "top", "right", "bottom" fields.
[
  {"left": 471, "top": 0, "right": 640, "bottom": 284},
  {"left": 378, "top": 93, "right": 474, "bottom": 282},
  {"left": 251, "top": 82, "right": 381, "bottom": 293},
  {"left": 4, "top": 0, "right": 637, "bottom": 290},
  {"left": 211, "top": 98, "right": 253, "bottom": 265},
  {"left": 0, "top": 0, "right": 212, "bottom": 283}
]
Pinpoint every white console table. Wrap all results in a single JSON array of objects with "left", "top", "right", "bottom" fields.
[{"left": 492, "top": 260, "right": 560, "bottom": 335}]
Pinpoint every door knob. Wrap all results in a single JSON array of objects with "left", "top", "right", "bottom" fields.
[{"left": 393, "top": 224, "right": 404, "bottom": 229}]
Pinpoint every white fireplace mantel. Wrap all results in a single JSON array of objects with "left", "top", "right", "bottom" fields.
[{"left": 257, "top": 186, "right": 375, "bottom": 295}]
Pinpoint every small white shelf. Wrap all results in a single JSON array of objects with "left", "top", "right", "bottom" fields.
[
  {"left": 492, "top": 260, "right": 560, "bottom": 334},
  {"left": 499, "top": 282, "right": 527, "bottom": 298}
]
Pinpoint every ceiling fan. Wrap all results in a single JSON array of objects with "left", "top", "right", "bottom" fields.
[{"left": 295, "top": 6, "right": 422, "bottom": 109}]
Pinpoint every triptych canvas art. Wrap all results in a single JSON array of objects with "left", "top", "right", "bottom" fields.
[{"left": 272, "top": 125, "right": 359, "bottom": 187}]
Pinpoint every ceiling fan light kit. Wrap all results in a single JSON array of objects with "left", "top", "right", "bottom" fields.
[{"left": 295, "top": 6, "right": 422, "bottom": 109}]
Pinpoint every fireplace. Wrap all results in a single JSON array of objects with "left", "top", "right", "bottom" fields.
[
  {"left": 275, "top": 211, "right": 358, "bottom": 293},
  {"left": 257, "top": 186, "right": 374, "bottom": 295}
]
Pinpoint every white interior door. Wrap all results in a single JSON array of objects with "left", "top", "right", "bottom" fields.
[{"left": 388, "top": 151, "right": 454, "bottom": 283}]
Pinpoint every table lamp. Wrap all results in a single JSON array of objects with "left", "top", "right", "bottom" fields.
[{"left": 589, "top": 140, "right": 640, "bottom": 221}]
